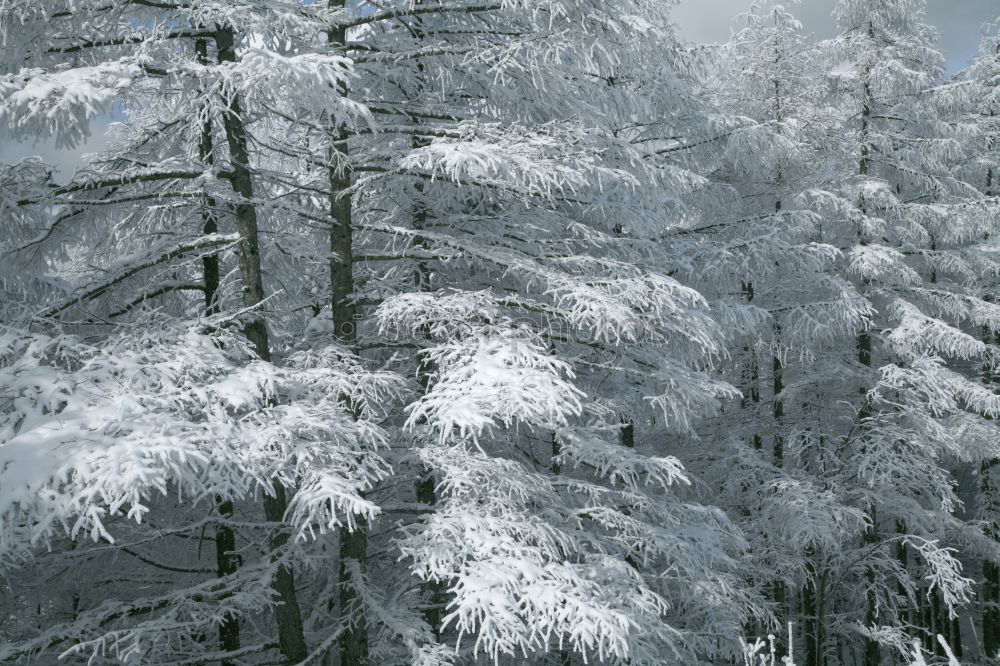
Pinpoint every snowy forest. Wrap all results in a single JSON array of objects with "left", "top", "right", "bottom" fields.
[{"left": 2, "top": 0, "right": 1000, "bottom": 664}]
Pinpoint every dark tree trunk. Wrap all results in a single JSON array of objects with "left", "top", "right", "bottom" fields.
[
  {"left": 550, "top": 431, "right": 571, "bottom": 666},
  {"left": 863, "top": 509, "right": 880, "bottom": 666},
  {"left": 620, "top": 418, "right": 634, "bottom": 449},
  {"left": 325, "top": 8, "right": 370, "bottom": 663},
  {"left": 985, "top": 467, "right": 1000, "bottom": 660},
  {"left": 402, "top": 13, "right": 449, "bottom": 636},
  {"left": 410, "top": 181, "right": 446, "bottom": 640},
  {"left": 803, "top": 551, "right": 822, "bottom": 666},
  {"left": 986, "top": 502, "right": 1000, "bottom": 657},
  {"left": 858, "top": 48, "right": 879, "bottom": 663},
  {"left": 216, "top": 28, "right": 272, "bottom": 361},
  {"left": 772, "top": 336, "right": 784, "bottom": 468},
  {"left": 741, "top": 281, "right": 762, "bottom": 451},
  {"left": 197, "top": 38, "right": 221, "bottom": 316},
  {"left": 932, "top": 590, "right": 944, "bottom": 657},
  {"left": 951, "top": 611, "right": 963, "bottom": 659},
  {"left": 213, "top": 499, "right": 240, "bottom": 663},
  {"left": 771, "top": 323, "right": 787, "bottom": 652},
  {"left": 196, "top": 38, "right": 240, "bottom": 664},
  {"left": 330, "top": 117, "right": 371, "bottom": 666},
  {"left": 215, "top": 26, "right": 308, "bottom": 664},
  {"left": 922, "top": 586, "right": 934, "bottom": 653}
]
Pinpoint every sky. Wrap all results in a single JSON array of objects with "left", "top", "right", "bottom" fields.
[
  {"left": 0, "top": 127, "right": 112, "bottom": 177},
  {"left": 673, "top": 0, "right": 997, "bottom": 74},
  {"left": 2, "top": 0, "right": 997, "bottom": 179}
]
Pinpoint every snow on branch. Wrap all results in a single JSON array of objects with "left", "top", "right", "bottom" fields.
[
  {"left": 848, "top": 244, "right": 922, "bottom": 286},
  {"left": 0, "top": 320, "right": 397, "bottom": 564},
  {"left": 0, "top": 60, "right": 140, "bottom": 148},
  {"left": 405, "top": 329, "right": 583, "bottom": 442},
  {"left": 903, "top": 536, "right": 974, "bottom": 616},
  {"left": 375, "top": 290, "right": 499, "bottom": 341},
  {"left": 886, "top": 300, "right": 987, "bottom": 361},
  {"left": 399, "top": 445, "right": 677, "bottom": 663},
  {"left": 220, "top": 48, "right": 372, "bottom": 127},
  {"left": 554, "top": 427, "right": 689, "bottom": 491},
  {"left": 397, "top": 124, "right": 635, "bottom": 199}
]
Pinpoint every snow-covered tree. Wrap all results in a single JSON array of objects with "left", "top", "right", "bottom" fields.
[
  {"left": 0, "top": 0, "right": 761, "bottom": 664},
  {"left": 701, "top": 7, "right": 845, "bottom": 655},
  {"left": 812, "top": 2, "right": 1000, "bottom": 662},
  {"left": 702, "top": 1, "right": 1000, "bottom": 664},
  {"left": 4, "top": 0, "right": 998, "bottom": 663},
  {"left": 957, "top": 18, "right": 1000, "bottom": 660}
]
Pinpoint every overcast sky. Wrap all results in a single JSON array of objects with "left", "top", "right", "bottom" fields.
[
  {"left": 673, "top": 0, "right": 997, "bottom": 73},
  {"left": 2, "top": 1, "right": 997, "bottom": 179}
]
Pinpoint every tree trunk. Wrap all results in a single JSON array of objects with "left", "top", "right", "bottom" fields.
[
  {"left": 325, "top": 8, "right": 370, "bottom": 663},
  {"left": 952, "top": 613, "right": 963, "bottom": 659},
  {"left": 216, "top": 28, "right": 271, "bottom": 362},
  {"left": 411, "top": 168, "right": 447, "bottom": 640},
  {"left": 741, "top": 281, "right": 762, "bottom": 451},
  {"left": 984, "top": 462, "right": 1000, "bottom": 659},
  {"left": 863, "top": 505, "right": 879, "bottom": 666},
  {"left": 984, "top": 139, "right": 998, "bottom": 663},
  {"left": 803, "top": 551, "right": 823, "bottom": 666},
  {"left": 857, "top": 39, "right": 879, "bottom": 660},
  {"left": 196, "top": 37, "right": 241, "bottom": 664},
  {"left": 196, "top": 35, "right": 221, "bottom": 318},
  {"left": 403, "top": 9, "right": 449, "bottom": 636},
  {"left": 549, "top": 431, "right": 572, "bottom": 665},
  {"left": 771, "top": 324, "right": 787, "bottom": 653},
  {"left": 215, "top": 26, "right": 308, "bottom": 664}
]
